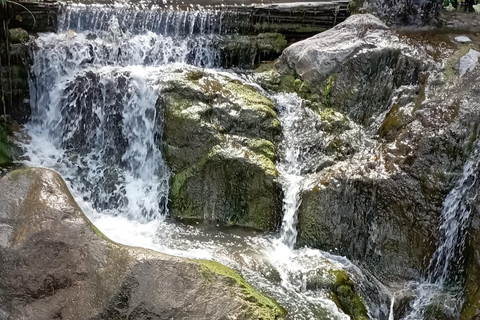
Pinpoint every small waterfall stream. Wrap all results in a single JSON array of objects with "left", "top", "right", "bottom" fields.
[
  {"left": 402, "top": 147, "right": 480, "bottom": 319},
  {"left": 275, "top": 93, "right": 304, "bottom": 249}
]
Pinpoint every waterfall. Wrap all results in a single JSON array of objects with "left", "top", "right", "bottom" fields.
[
  {"left": 428, "top": 152, "right": 479, "bottom": 284},
  {"left": 402, "top": 146, "right": 479, "bottom": 319},
  {"left": 274, "top": 93, "right": 305, "bottom": 248},
  {"left": 24, "top": 2, "right": 245, "bottom": 220},
  {"left": 58, "top": 3, "right": 247, "bottom": 36}
]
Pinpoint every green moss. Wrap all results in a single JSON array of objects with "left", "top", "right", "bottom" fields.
[
  {"left": 224, "top": 80, "right": 276, "bottom": 115},
  {"left": 0, "top": 125, "right": 12, "bottom": 167},
  {"left": 198, "top": 259, "right": 286, "bottom": 319},
  {"left": 330, "top": 270, "right": 369, "bottom": 320},
  {"left": 257, "top": 33, "right": 288, "bottom": 54},
  {"left": 185, "top": 69, "right": 206, "bottom": 81},
  {"left": 377, "top": 103, "right": 401, "bottom": 140},
  {"left": 248, "top": 139, "right": 276, "bottom": 161},
  {"left": 323, "top": 75, "right": 336, "bottom": 108}
]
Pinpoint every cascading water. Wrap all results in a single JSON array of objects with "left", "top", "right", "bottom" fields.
[
  {"left": 275, "top": 93, "right": 305, "bottom": 249},
  {"left": 20, "top": 3, "right": 391, "bottom": 320},
  {"left": 401, "top": 147, "right": 480, "bottom": 319}
]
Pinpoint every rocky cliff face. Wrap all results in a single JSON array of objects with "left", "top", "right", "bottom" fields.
[
  {"left": 0, "top": 168, "right": 286, "bottom": 319},
  {"left": 267, "top": 14, "right": 480, "bottom": 283}
]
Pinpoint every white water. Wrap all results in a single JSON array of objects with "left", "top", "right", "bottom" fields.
[
  {"left": 401, "top": 148, "right": 479, "bottom": 319},
  {"left": 274, "top": 93, "right": 305, "bottom": 249},
  {"left": 18, "top": 4, "right": 394, "bottom": 319}
]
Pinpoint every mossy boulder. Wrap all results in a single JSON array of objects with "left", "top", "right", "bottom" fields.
[
  {"left": 160, "top": 66, "right": 282, "bottom": 231},
  {"left": 331, "top": 270, "right": 369, "bottom": 320},
  {"left": 0, "top": 167, "right": 286, "bottom": 319}
]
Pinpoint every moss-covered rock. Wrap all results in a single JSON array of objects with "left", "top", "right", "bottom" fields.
[
  {"left": 331, "top": 270, "right": 369, "bottom": 320},
  {"left": 8, "top": 28, "right": 29, "bottom": 44},
  {"left": 220, "top": 33, "right": 288, "bottom": 68},
  {"left": 160, "top": 66, "right": 282, "bottom": 231},
  {"left": 198, "top": 259, "right": 286, "bottom": 319},
  {"left": 0, "top": 167, "right": 286, "bottom": 319}
]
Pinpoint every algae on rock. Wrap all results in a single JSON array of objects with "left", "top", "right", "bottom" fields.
[{"left": 160, "top": 66, "right": 282, "bottom": 231}]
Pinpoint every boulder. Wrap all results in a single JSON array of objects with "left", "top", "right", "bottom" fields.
[
  {"left": 261, "top": 19, "right": 480, "bottom": 283},
  {"left": 160, "top": 66, "right": 282, "bottom": 231},
  {"left": 275, "top": 14, "right": 425, "bottom": 127},
  {"left": 0, "top": 167, "right": 286, "bottom": 320}
]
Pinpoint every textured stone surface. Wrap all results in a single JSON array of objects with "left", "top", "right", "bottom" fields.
[
  {"left": 0, "top": 168, "right": 286, "bottom": 320},
  {"left": 161, "top": 66, "right": 282, "bottom": 231},
  {"left": 268, "top": 19, "right": 480, "bottom": 283}
]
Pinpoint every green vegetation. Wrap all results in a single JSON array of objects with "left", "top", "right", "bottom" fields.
[
  {"left": 0, "top": 124, "right": 12, "bottom": 167},
  {"left": 198, "top": 259, "right": 286, "bottom": 319},
  {"left": 330, "top": 270, "right": 369, "bottom": 320},
  {"left": 323, "top": 75, "right": 336, "bottom": 108}
]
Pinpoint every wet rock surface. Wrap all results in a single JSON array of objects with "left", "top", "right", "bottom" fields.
[
  {"left": 161, "top": 66, "right": 282, "bottom": 231},
  {"left": 367, "top": 0, "right": 442, "bottom": 26},
  {"left": 266, "top": 16, "right": 480, "bottom": 283},
  {"left": 0, "top": 167, "right": 286, "bottom": 320}
]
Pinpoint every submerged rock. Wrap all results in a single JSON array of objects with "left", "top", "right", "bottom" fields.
[
  {"left": 0, "top": 168, "right": 286, "bottom": 319},
  {"left": 160, "top": 66, "right": 282, "bottom": 231}
]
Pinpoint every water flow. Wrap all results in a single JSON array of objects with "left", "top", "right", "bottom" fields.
[
  {"left": 428, "top": 153, "right": 479, "bottom": 284},
  {"left": 402, "top": 147, "right": 479, "bottom": 319},
  {"left": 58, "top": 3, "right": 247, "bottom": 36},
  {"left": 26, "top": 64, "right": 169, "bottom": 220},
  {"left": 275, "top": 93, "right": 305, "bottom": 248}
]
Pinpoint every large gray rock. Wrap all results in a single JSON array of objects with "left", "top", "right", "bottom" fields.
[
  {"left": 265, "top": 21, "right": 480, "bottom": 284},
  {"left": 0, "top": 167, "right": 286, "bottom": 319},
  {"left": 276, "top": 14, "right": 424, "bottom": 127}
]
